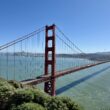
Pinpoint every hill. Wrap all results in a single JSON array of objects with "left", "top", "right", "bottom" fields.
[{"left": 0, "top": 77, "right": 82, "bottom": 110}]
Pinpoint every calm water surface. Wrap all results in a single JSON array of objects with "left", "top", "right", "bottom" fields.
[{"left": 0, "top": 55, "right": 110, "bottom": 110}]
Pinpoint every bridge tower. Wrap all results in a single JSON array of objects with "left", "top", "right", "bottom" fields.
[{"left": 44, "top": 24, "right": 56, "bottom": 96}]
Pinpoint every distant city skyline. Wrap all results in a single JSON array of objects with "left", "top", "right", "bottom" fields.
[{"left": 0, "top": 0, "right": 110, "bottom": 53}]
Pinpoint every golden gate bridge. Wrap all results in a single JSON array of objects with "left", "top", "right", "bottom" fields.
[{"left": 0, "top": 24, "right": 109, "bottom": 96}]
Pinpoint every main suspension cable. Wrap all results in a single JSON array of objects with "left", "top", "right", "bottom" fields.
[
  {"left": 56, "top": 26, "right": 85, "bottom": 54},
  {"left": 0, "top": 27, "right": 45, "bottom": 51}
]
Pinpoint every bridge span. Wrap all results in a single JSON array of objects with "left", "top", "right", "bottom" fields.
[
  {"left": 0, "top": 24, "right": 109, "bottom": 96},
  {"left": 22, "top": 61, "right": 110, "bottom": 85}
]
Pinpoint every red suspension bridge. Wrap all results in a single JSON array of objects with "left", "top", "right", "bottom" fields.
[{"left": 0, "top": 24, "right": 110, "bottom": 96}]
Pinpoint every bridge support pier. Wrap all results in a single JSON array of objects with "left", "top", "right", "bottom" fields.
[{"left": 44, "top": 24, "right": 56, "bottom": 96}]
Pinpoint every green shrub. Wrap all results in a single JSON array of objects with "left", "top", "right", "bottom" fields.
[
  {"left": 10, "top": 102, "right": 45, "bottom": 110},
  {"left": 11, "top": 89, "right": 34, "bottom": 105},
  {"left": 8, "top": 80, "right": 24, "bottom": 89},
  {"left": 0, "top": 77, "right": 82, "bottom": 110},
  {"left": 46, "top": 97, "right": 68, "bottom": 110},
  {"left": 59, "top": 97, "right": 81, "bottom": 110},
  {"left": 0, "top": 78, "right": 15, "bottom": 110},
  {"left": 32, "top": 89, "right": 51, "bottom": 107}
]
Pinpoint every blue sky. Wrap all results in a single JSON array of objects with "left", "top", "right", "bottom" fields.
[{"left": 0, "top": 0, "right": 110, "bottom": 53}]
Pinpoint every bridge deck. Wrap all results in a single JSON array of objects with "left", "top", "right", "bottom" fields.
[{"left": 21, "top": 61, "right": 110, "bottom": 85}]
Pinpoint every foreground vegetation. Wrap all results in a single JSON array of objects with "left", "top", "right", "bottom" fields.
[{"left": 0, "top": 77, "right": 82, "bottom": 110}]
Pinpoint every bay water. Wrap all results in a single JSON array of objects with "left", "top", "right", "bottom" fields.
[{"left": 0, "top": 55, "right": 110, "bottom": 110}]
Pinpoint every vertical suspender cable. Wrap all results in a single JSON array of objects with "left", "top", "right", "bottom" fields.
[
  {"left": 6, "top": 48, "right": 8, "bottom": 80},
  {"left": 27, "top": 38, "right": 29, "bottom": 76},
  {"left": 25, "top": 39, "right": 27, "bottom": 79},
  {"left": 21, "top": 41, "right": 23, "bottom": 78},
  {"left": 14, "top": 43, "right": 15, "bottom": 80}
]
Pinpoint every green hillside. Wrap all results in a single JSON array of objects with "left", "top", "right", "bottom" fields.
[{"left": 0, "top": 77, "right": 82, "bottom": 110}]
